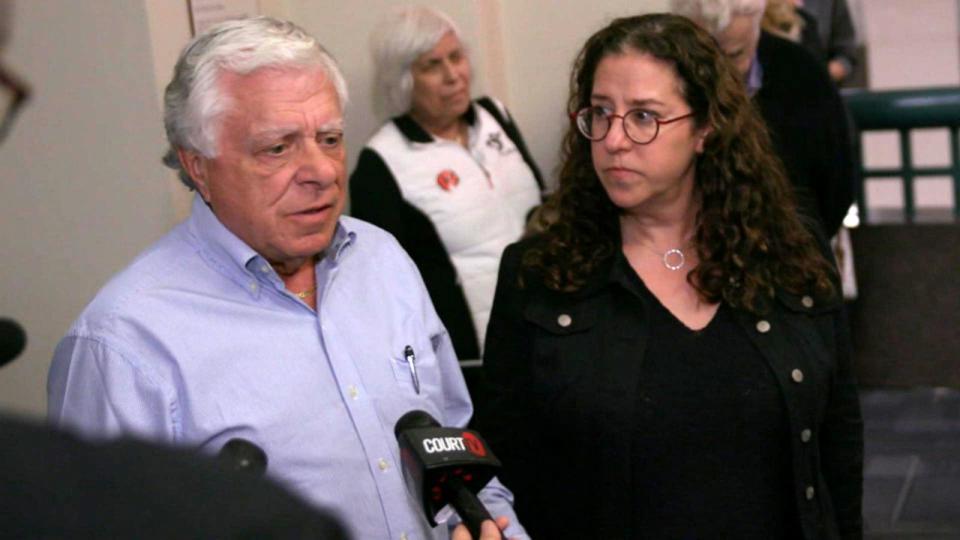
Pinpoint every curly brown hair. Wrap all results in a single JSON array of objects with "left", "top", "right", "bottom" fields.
[{"left": 525, "top": 13, "right": 836, "bottom": 313}]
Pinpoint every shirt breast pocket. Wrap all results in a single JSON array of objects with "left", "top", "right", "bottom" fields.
[
  {"left": 387, "top": 330, "right": 441, "bottom": 398},
  {"left": 523, "top": 300, "right": 598, "bottom": 393}
]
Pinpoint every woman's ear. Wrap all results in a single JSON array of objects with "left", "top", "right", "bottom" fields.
[{"left": 695, "top": 125, "right": 713, "bottom": 153}]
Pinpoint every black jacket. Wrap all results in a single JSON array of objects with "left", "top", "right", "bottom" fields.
[
  {"left": 0, "top": 415, "right": 348, "bottom": 538},
  {"left": 756, "top": 32, "right": 857, "bottom": 237},
  {"left": 476, "top": 238, "right": 863, "bottom": 539}
]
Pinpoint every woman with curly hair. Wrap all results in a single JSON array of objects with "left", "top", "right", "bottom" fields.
[{"left": 475, "top": 13, "right": 862, "bottom": 539}]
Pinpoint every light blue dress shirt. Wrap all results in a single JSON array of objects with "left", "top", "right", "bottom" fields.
[{"left": 48, "top": 196, "right": 527, "bottom": 540}]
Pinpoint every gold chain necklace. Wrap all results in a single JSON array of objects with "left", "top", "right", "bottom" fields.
[{"left": 293, "top": 286, "right": 317, "bottom": 299}]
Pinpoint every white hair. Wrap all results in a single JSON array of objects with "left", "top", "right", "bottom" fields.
[
  {"left": 670, "top": 0, "right": 767, "bottom": 35},
  {"left": 370, "top": 5, "right": 463, "bottom": 118},
  {"left": 162, "top": 16, "right": 348, "bottom": 190}
]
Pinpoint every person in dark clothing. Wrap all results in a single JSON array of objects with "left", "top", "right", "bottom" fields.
[
  {"left": 475, "top": 13, "right": 862, "bottom": 540},
  {"left": 755, "top": 30, "right": 857, "bottom": 237},
  {"left": 0, "top": 414, "right": 349, "bottom": 539},
  {"left": 799, "top": 0, "right": 859, "bottom": 83},
  {"left": 675, "top": 0, "right": 857, "bottom": 238}
]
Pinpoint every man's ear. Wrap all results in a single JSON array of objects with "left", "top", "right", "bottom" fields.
[{"left": 177, "top": 148, "right": 212, "bottom": 201}]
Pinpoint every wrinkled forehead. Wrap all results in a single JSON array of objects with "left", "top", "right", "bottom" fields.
[
  {"left": 218, "top": 65, "right": 341, "bottom": 108},
  {"left": 215, "top": 66, "right": 344, "bottom": 135}
]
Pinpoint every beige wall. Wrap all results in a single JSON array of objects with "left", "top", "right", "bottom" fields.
[
  {"left": 499, "top": 0, "right": 669, "bottom": 187},
  {"left": 0, "top": 1, "right": 173, "bottom": 417}
]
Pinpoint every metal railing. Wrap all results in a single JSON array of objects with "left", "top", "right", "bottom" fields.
[{"left": 842, "top": 86, "right": 960, "bottom": 223}]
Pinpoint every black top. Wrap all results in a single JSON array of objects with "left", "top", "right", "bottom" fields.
[{"left": 629, "top": 276, "right": 801, "bottom": 539}]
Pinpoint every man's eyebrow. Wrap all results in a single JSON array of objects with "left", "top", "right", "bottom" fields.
[
  {"left": 317, "top": 120, "right": 344, "bottom": 132},
  {"left": 249, "top": 126, "right": 299, "bottom": 144},
  {"left": 249, "top": 119, "right": 344, "bottom": 144}
]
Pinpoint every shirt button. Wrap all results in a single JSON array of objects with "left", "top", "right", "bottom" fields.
[
  {"left": 756, "top": 320, "right": 771, "bottom": 333},
  {"left": 378, "top": 458, "right": 389, "bottom": 471},
  {"left": 347, "top": 385, "right": 359, "bottom": 399},
  {"left": 260, "top": 264, "right": 270, "bottom": 273},
  {"left": 801, "top": 295, "right": 815, "bottom": 308},
  {"left": 400, "top": 534, "right": 408, "bottom": 540},
  {"left": 805, "top": 485, "right": 816, "bottom": 500},
  {"left": 248, "top": 282, "right": 258, "bottom": 292},
  {"left": 557, "top": 313, "right": 572, "bottom": 328},
  {"left": 801, "top": 429, "right": 812, "bottom": 443},
  {"left": 791, "top": 369, "right": 805, "bottom": 383}
]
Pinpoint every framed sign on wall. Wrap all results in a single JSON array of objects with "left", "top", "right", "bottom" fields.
[{"left": 188, "top": 0, "right": 261, "bottom": 36}]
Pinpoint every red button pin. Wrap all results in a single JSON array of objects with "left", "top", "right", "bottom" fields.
[{"left": 436, "top": 169, "right": 460, "bottom": 191}]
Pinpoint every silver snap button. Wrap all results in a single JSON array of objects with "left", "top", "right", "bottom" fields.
[
  {"left": 756, "top": 320, "right": 771, "bottom": 333},
  {"left": 801, "top": 429, "right": 812, "bottom": 443},
  {"left": 557, "top": 314, "right": 572, "bottom": 328},
  {"left": 801, "top": 295, "right": 814, "bottom": 308},
  {"left": 805, "top": 486, "right": 815, "bottom": 500},
  {"left": 791, "top": 369, "right": 804, "bottom": 383}
]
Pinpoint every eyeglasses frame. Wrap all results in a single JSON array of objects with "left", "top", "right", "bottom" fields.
[{"left": 571, "top": 106, "right": 696, "bottom": 145}]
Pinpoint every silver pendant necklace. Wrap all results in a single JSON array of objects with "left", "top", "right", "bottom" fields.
[
  {"left": 660, "top": 248, "right": 687, "bottom": 271},
  {"left": 637, "top": 238, "right": 693, "bottom": 271}
]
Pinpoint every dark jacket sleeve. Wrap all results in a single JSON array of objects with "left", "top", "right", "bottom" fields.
[
  {"left": 819, "top": 298, "right": 864, "bottom": 539},
  {"left": 826, "top": 0, "right": 859, "bottom": 72},
  {"left": 349, "top": 148, "right": 480, "bottom": 359},
  {"left": 805, "top": 223, "right": 863, "bottom": 538},
  {"left": 472, "top": 241, "right": 539, "bottom": 525}
]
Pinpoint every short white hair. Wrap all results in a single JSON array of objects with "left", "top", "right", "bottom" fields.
[
  {"left": 370, "top": 5, "right": 463, "bottom": 118},
  {"left": 162, "top": 16, "right": 348, "bottom": 190},
  {"left": 670, "top": 0, "right": 767, "bottom": 35}
]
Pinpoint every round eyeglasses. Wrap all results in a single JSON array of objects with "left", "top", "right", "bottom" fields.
[{"left": 572, "top": 106, "right": 695, "bottom": 145}]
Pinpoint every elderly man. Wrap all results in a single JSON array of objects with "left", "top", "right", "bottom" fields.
[
  {"left": 48, "top": 17, "right": 523, "bottom": 540},
  {"left": 672, "top": 0, "right": 856, "bottom": 239}
]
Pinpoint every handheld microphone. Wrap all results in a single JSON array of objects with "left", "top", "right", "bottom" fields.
[
  {"left": 0, "top": 318, "right": 27, "bottom": 369},
  {"left": 395, "top": 410, "right": 502, "bottom": 539},
  {"left": 217, "top": 438, "right": 268, "bottom": 476}
]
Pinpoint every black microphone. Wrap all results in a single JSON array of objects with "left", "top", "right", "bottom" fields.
[
  {"left": 217, "top": 438, "right": 268, "bottom": 476},
  {"left": 0, "top": 318, "right": 27, "bottom": 369},
  {"left": 395, "top": 410, "right": 502, "bottom": 539}
]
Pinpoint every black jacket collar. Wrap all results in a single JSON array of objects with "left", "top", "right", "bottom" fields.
[{"left": 391, "top": 102, "right": 478, "bottom": 143}]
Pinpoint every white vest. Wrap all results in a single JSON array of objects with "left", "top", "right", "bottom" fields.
[{"left": 366, "top": 101, "right": 541, "bottom": 353}]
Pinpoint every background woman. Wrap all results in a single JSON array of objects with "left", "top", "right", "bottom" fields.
[
  {"left": 477, "top": 13, "right": 862, "bottom": 539},
  {"left": 350, "top": 6, "right": 544, "bottom": 361}
]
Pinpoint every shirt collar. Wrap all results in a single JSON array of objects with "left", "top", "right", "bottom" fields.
[
  {"left": 187, "top": 194, "right": 356, "bottom": 295},
  {"left": 188, "top": 195, "right": 260, "bottom": 271},
  {"left": 391, "top": 101, "right": 478, "bottom": 144},
  {"left": 746, "top": 52, "right": 763, "bottom": 96}
]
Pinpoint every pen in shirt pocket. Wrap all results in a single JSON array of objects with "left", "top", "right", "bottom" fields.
[{"left": 404, "top": 345, "right": 420, "bottom": 394}]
